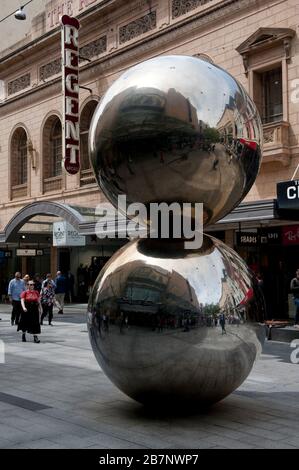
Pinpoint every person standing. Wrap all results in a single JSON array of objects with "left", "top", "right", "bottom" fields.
[
  {"left": 19, "top": 281, "right": 41, "bottom": 343},
  {"left": 34, "top": 274, "right": 42, "bottom": 293},
  {"left": 23, "top": 274, "right": 30, "bottom": 290},
  {"left": 8, "top": 272, "right": 25, "bottom": 326},
  {"left": 290, "top": 269, "right": 299, "bottom": 325},
  {"left": 55, "top": 271, "right": 67, "bottom": 315},
  {"left": 40, "top": 281, "right": 55, "bottom": 326},
  {"left": 66, "top": 270, "right": 75, "bottom": 303},
  {"left": 42, "top": 273, "right": 56, "bottom": 289},
  {"left": 219, "top": 312, "right": 226, "bottom": 334}
]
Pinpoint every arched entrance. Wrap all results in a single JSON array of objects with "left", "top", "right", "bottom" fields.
[{"left": 0, "top": 201, "right": 127, "bottom": 302}]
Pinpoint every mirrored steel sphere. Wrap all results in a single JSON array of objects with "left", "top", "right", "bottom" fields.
[
  {"left": 89, "top": 55, "right": 262, "bottom": 225},
  {"left": 87, "top": 236, "right": 265, "bottom": 406}
]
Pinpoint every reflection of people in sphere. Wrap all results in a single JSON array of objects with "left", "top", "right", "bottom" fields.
[
  {"left": 290, "top": 269, "right": 299, "bottom": 325},
  {"left": 219, "top": 312, "right": 226, "bottom": 335}
]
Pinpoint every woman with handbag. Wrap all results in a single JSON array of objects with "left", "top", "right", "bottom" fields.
[
  {"left": 19, "top": 281, "right": 41, "bottom": 343},
  {"left": 40, "top": 281, "right": 55, "bottom": 326}
]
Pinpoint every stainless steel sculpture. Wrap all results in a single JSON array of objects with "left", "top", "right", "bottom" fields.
[
  {"left": 88, "top": 237, "right": 265, "bottom": 406},
  {"left": 89, "top": 55, "right": 263, "bottom": 225},
  {"left": 88, "top": 56, "right": 265, "bottom": 406}
]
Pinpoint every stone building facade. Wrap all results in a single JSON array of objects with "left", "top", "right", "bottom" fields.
[{"left": 0, "top": 0, "right": 299, "bottom": 314}]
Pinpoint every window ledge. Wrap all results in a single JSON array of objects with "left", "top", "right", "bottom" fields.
[
  {"left": 11, "top": 184, "right": 28, "bottom": 199},
  {"left": 262, "top": 121, "right": 290, "bottom": 166}
]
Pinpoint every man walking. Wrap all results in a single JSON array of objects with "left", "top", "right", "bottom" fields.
[
  {"left": 8, "top": 272, "right": 25, "bottom": 326},
  {"left": 55, "top": 271, "right": 67, "bottom": 315}
]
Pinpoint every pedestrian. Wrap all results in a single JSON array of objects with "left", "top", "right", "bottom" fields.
[
  {"left": 19, "top": 280, "right": 41, "bottom": 343},
  {"left": 42, "top": 273, "right": 56, "bottom": 289},
  {"left": 40, "top": 280, "right": 55, "bottom": 326},
  {"left": 66, "top": 270, "right": 75, "bottom": 303},
  {"left": 34, "top": 274, "right": 42, "bottom": 293},
  {"left": 8, "top": 272, "right": 25, "bottom": 326},
  {"left": 23, "top": 274, "right": 30, "bottom": 290},
  {"left": 290, "top": 269, "right": 299, "bottom": 325},
  {"left": 55, "top": 271, "right": 67, "bottom": 315},
  {"left": 219, "top": 312, "right": 226, "bottom": 334}
]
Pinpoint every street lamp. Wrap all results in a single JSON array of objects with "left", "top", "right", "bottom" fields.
[{"left": 15, "top": 6, "right": 26, "bottom": 20}]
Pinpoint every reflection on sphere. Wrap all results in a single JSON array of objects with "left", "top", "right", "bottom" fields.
[
  {"left": 87, "top": 236, "right": 265, "bottom": 406},
  {"left": 89, "top": 55, "right": 263, "bottom": 226}
]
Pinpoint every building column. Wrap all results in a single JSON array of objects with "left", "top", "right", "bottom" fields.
[
  {"left": 50, "top": 246, "right": 58, "bottom": 276},
  {"left": 225, "top": 230, "right": 235, "bottom": 249},
  {"left": 21, "top": 256, "right": 27, "bottom": 276}
]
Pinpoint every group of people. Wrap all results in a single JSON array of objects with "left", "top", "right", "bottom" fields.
[{"left": 7, "top": 271, "right": 68, "bottom": 343}]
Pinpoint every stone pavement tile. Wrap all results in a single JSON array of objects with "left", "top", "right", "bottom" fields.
[
  {"left": 0, "top": 438, "right": 13, "bottom": 449},
  {"left": 202, "top": 415, "right": 292, "bottom": 438},
  {"left": 0, "top": 424, "right": 39, "bottom": 443},
  {"left": 237, "top": 435, "right": 298, "bottom": 449},
  {"left": 281, "top": 436, "right": 299, "bottom": 447},
  {"left": 47, "top": 433, "right": 146, "bottom": 450},
  {"left": 23, "top": 439, "right": 68, "bottom": 449},
  {"left": 4, "top": 443, "right": 30, "bottom": 449},
  {"left": 200, "top": 435, "right": 258, "bottom": 449}
]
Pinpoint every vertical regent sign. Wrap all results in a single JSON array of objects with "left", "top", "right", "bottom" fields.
[{"left": 61, "top": 15, "right": 80, "bottom": 174}]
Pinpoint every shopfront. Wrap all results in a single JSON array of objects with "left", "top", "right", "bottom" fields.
[
  {"left": 0, "top": 201, "right": 127, "bottom": 302},
  {"left": 234, "top": 225, "right": 299, "bottom": 320},
  {"left": 207, "top": 184, "right": 299, "bottom": 320}
]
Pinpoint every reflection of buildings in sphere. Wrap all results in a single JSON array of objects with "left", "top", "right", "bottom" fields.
[
  {"left": 89, "top": 55, "right": 262, "bottom": 226},
  {"left": 88, "top": 236, "right": 265, "bottom": 406}
]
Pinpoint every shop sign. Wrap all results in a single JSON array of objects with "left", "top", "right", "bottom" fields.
[
  {"left": 236, "top": 232, "right": 259, "bottom": 246},
  {"left": 282, "top": 225, "right": 299, "bottom": 246},
  {"left": 277, "top": 180, "right": 299, "bottom": 211},
  {"left": 0, "top": 250, "right": 12, "bottom": 258},
  {"left": 53, "top": 221, "right": 86, "bottom": 246},
  {"left": 61, "top": 15, "right": 80, "bottom": 175},
  {"left": 16, "top": 249, "right": 36, "bottom": 257},
  {"left": 260, "top": 228, "right": 281, "bottom": 245}
]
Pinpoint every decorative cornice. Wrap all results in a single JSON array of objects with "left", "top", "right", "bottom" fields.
[
  {"left": 172, "top": 0, "right": 214, "bottom": 19},
  {"left": 8, "top": 73, "right": 31, "bottom": 96},
  {"left": 236, "top": 27, "right": 296, "bottom": 55},
  {"left": 236, "top": 27, "right": 296, "bottom": 74},
  {"left": 79, "top": 36, "right": 107, "bottom": 61},
  {"left": 40, "top": 58, "right": 61, "bottom": 81},
  {"left": 119, "top": 11, "right": 157, "bottom": 45}
]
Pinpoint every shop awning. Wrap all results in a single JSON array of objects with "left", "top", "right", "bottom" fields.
[{"left": 0, "top": 198, "right": 287, "bottom": 243}]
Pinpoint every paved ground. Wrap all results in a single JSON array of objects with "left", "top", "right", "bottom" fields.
[{"left": 0, "top": 303, "right": 299, "bottom": 449}]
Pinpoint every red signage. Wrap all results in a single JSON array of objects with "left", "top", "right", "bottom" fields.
[
  {"left": 61, "top": 15, "right": 80, "bottom": 174},
  {"left": 282, "top": 225, "right": 299, "bottom": 245}
]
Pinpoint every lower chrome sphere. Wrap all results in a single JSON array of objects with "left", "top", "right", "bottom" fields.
[{"left": 87, "top": 236, "right": 265, "bottom": 406}]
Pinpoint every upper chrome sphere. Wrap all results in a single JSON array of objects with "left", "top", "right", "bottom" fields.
[
  {"left": 89, "top": 55, "right": 262, "bottom": 226},
  {"left": 87, "top": 236, "right": 265, "bottom": 406}
]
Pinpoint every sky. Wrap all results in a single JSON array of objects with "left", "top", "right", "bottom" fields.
[{"left": 0, "top": 0, "right": 45, "bottom": 53}]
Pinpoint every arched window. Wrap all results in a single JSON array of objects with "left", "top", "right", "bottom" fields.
[
  {"left": 80, "top": 100, "right": 98, "bottom": 185},
  {"left": 43, "top": 115, "right": 62, "bottom": 192},
  {"left": 11, "top": 127, "right": 28, "bottom": 199},
  {"left": 51, "top": 119, "right": 62, "bottom": 177}
]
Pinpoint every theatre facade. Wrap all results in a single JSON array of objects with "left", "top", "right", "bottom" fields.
[{"left": 0, "top": 0, "right": 299, "bottom": 314}]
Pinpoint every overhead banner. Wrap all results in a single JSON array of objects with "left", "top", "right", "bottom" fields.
[
  {"left": 53, "top": 221, "right": 86, "bottom": 246},
  {"left": 61, "top": 15, "right": 80, "bottom": 175}
]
